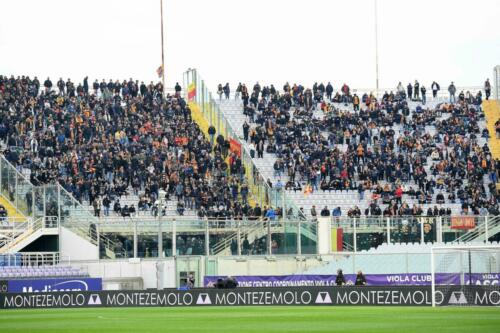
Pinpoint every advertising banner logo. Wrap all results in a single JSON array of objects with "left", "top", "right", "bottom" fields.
[{"left": 8, "top": 278, "right": 102, "bottom": 293}]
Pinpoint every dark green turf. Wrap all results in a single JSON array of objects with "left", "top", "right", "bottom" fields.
[{"left": 0, "top": 306, "right": 499, "bottom": 333}]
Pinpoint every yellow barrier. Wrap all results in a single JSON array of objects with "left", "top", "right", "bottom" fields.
[
  {"left": 482, "top": 100, "right": 500, "bottom": 188},
  {"left": 483, "top": 100, "right": 500, "bottom": 157},
  {"left": 0, "top": 196, "right": 26, "bottom": 222},
  {"left": 189, "top": 102, "right": 210, "bottom": 138},
  {"left": 189, "top": 101, "right": 256, "bottom": 207}
]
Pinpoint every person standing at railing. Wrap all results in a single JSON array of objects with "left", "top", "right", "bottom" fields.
[
  {"left": 431, "top": 81, "right": 440, "bottom": 99},
  {"left": 448, "top": 81, "right": 456, "bottom": 103},
  {"left": 406, "top": 82, "right": 413, "bottom": 101},
  {"left": 83, "top": 76, "right": 89, "bottom": 96},
  {"left": 485, "top": 78, "right": 491, "bottom": 100},
  {"left": 223, "top": 83, "right": 230, "bottom": 99},
  {"left": 217, "top": 84, "right": 223, "bottom": 100},
  {"left": 413, "top": 80, "right": 420, "bottom": 100},
  {"left": 43, "top": 77, "right": 52, "bottom": 92},
  {"left": 421, "top": 85, "right": 427, "bottom": 105},
  {"left": 175, "top": 82, "right": 182, "bottom": 96},
  {"left": 326, "top": 82, "right": 333, "bottom": 101},
  {"left": 235, "top": 83, "right": 242, "bottom": 100},
  {"left": 396, "top": 81, "right": 404, "bottom": 99}
]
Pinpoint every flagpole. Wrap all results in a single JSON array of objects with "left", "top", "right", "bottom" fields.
[{"left": 160, "top": 0, "right": 166, "bottom": 97}]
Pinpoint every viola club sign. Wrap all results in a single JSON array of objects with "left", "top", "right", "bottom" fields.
[
  {"left": 204, "top": 273, "right": 500, "bottom": 287},
  {"left": 1, "top": 286, "right": 500, "bottom": 309}
]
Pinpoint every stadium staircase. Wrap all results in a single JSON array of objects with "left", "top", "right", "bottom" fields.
[
  {"left": 455, "top": 215, "right": 500, "bottom": 243},
  {"left": 0, "top": 217, "right": 58, "bottom": 254},
  {"left": 0, "top": 155, "right": 123, "bottom": 258}
]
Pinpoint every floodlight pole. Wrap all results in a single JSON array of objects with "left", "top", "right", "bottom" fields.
[{"left": 160, "top": 0, "right": 166, "bottom": 97}]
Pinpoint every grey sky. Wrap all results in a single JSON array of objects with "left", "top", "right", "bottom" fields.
[{"left": 1, "top": 0, "right": 499, "bottom": 90}]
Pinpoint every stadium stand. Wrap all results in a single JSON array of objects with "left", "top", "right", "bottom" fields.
[
  {"left": 217, "top": 81, "right": 497, "bottom": 219},
  {"left": 0, "top": 75, "right": 254, "bottom": 221},
  {"left": 0, "top": 265, "right": 88, "bottom": 278}
]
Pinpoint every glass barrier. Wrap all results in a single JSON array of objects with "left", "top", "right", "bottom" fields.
[
  {"left": 300, "top": 221, "right": 317, "bottom": 254},
  {"left": 271, "top": 220, "right": 297, "bottom": 255},
  {"left": 98, "top": 220, "right": 136, "bottom": 259},
  {"left": 390, "top": 217, "right": 421, "bottom": 245},
  {"left": 162, "top": 221, "right": 174, "bottom": 257},
  {"left": 0, "top": 159, "right": 14, "bottom": 205},
  {"left": 208, "top": 219, "right": 238, "bottom": 256},
  {"left": 421, "top": 216, "right": 439, "bottom": 243},
  {"left": 355, "top": 217, "right": 386, "bottom": 251},
  {"left": 33, "top": 186, "right": 44, "bottom": 218},
  {"left": 15, "top": 174, "right": 33, "bottom": 216},
  {"left": 240, "top": 220, "right": 268, "bottom": 255},
  {"left": 176, "top": 219, "right": 206, "bottom": 256}
]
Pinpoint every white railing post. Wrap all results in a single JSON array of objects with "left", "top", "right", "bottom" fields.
[
  {"left": 237, "top": 220, "right": 241, "bottom": 256},
  {"left": 205, "top": 219, "right": 210, "bottom": 256},
  {"left": 43, "top": 186, "right": 46, "bottom": 217},
  {"left": 267, "top": 219, "right": 272, "bottom": 255},
  {"left": 386, "top": 217, "right": 390, "bottom": 244},
  {"left": 484, "top": 216, "right": 489, "bottom": 242},
  {"left": 133, "top": 220, "right": 138, "bottom": 258},
  {"left": 353, "top": 218, "right": 357, "bottom": 252},
  {"left": 420, "top": 218, "right": 425, "bottom": 244},
  {"left": 437, "top": 217, "right": 443, "bottom": 243},
  {"left": 57, "top": 185, "right": 61, "bottom": 222},
  {"left": 172, "top": 218, "right": 177, "bottom": 257},
  {"left": 297, "top": 220, "right": 302, "bottom": 256},
  {"left": 14, "top": 173, "right": 18, "bottom": 209},
  {"left": 158, "top": 220, "right": 163, "bottom": 258},
  {"left": 96, "top": 222, "right": 100, "bottom": 260}
]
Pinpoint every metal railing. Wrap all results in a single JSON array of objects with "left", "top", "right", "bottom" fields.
[
  {"left": 0, "top": 216, "right": 60, "bottom": 253},
  {"left": 213, "top": 85, "right": 485, "bottom": 102},
  {"left": 0, "top": 252, "right": 68, "bottom": 266}
]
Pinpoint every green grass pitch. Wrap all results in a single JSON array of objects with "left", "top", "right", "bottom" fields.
[{"left": 0, "top": 306, "right": 499, "bottom": 333}]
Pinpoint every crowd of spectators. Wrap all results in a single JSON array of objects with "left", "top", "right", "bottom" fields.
[
  {"left": 0, "top": 75, "right": 263, "bottom": 220},
  {"left": 1, "top": 74, "right": 497, "bottom": 222},
  {"left": 235, "top": 79, "right": 499, "bottom": 217}
]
